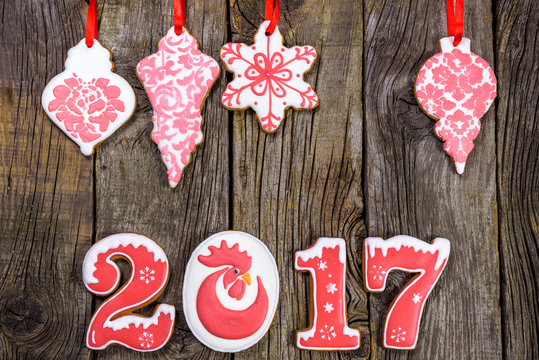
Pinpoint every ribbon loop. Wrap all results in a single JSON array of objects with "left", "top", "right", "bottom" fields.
[
  {"left": 174, "top": 0, "right": 186, "bottom": 35},
  {"left": 447, "top": 0, "right": 464, "bottom": 46},
  {"left": 265, "top": 0, "right": 280, "bottom": 36},
  {"left": 85, "top": 0, "right": 98, "bottom": 47}
]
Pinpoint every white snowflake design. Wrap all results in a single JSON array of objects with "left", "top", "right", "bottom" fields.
[
  {"left": 139, "top": 266, "right": 156, "bottom": 284},
  {"left": 370, "top": 265, "right": 386, "bottom": 281},
  {"left": 389, "top": 327, "right": 407, "bottom": 343},
  {"left": 412, "top": 293, "right": 422, "bottom": 304},
  {"left": 138, "top": 331, "right": 154, "bottom": 349},
  {"left": 326, "top": 282, "right": 338, "bottom": 294},
  {"left": 318, "top": 261, "right": 328, "bottom": 271},
  {"left": 323, "top": 302, "right": 334, "bottom": 313},
  {"left": 319, "top": 324, "right": 337, "bottom": 341}
]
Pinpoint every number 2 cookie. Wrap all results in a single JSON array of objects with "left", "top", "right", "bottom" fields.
[{"left": 82, "top": 233, "right": 175, "bottom": 351}]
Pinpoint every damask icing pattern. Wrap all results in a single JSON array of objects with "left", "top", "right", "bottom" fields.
[
  {"left": 137, "top": 27, "right": 219, "bottom": 188},
  {"left": 415, "top": 37, "right": 496, "bottom": 174},
  {"left": 220, "top": 21, "right": 318, "bottom": 133}
]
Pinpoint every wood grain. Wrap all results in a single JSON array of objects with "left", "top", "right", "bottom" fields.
[
  {"left": 363, "top": 0, "right": 502, "bottom": 358},
  {"left": 0, "top": 1, "right": 92, "bottom": 359},
  {"left": 494, "top": 0, "right": 539, "bottom": 358},
  {"left": 229, "top": 0, "right": 368, "bottom": 359},
  {"left": 92, "top": 0, "right": 230, "bottom": 359}
]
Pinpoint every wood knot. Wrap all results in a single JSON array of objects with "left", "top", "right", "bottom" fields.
[{"left": 1, "top": 295, "right": 46, "bottom": 338}]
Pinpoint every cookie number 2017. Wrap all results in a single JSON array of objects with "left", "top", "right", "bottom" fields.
[
  {"left": 363, "top": 236, "right": 450, "bottom": 349},
  {"left": 82, "top": 234, "right": 175, "bottom": 352},
  {"left": 295, "top": 238, "right": 360, "bottom": 350}
]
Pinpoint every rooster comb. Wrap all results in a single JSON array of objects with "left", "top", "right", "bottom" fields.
[{"left": 198, "top": 240, "right": 252, "bottom": 268}]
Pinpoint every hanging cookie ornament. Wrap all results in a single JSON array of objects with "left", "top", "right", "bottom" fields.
[
  {"left": 42, "top": 0, "right": 136, "bottom": 156},
  {"left": 414, "top": 0, "right": 496, "bottom": 174},
  {"left": 220, "top": 0, "right": 318, "bottom": 133},
  {"left": 137, "top": 0, "right": 219, "bottom": 188}
]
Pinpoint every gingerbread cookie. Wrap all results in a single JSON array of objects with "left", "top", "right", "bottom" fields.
[
  {"left": 42, "top": 39, "right": 136, "bottom": 156},
  {"left": 363, "top": 235, "right": 450, "bottom": 349},
  {"left": 82, "top": 233, "right": 175, "bottom": 351},
  {"left": 137, "top": 27, "right": 219, "bottom": 188},
  {"left": 415, "top": 37, "right": 496, "bottom": 174},
  {"left": 295, "top": 238, "right": 360, "bottom": 350},
  {"left": 182, "top": 231, "right": 279, "bottom": 352},
  {"left": 220, "top": 20, "right": 318, "bottom": 133}
]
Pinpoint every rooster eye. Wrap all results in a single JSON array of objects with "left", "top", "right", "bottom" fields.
[{"left": 233, "top": 268, "right": 239, "bottom": 274}]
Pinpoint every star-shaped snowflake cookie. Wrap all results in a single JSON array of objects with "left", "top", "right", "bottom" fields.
[
  {"left": 220, "top": 21, "right": 318, "bottom": 132},
  {"left": 137, "top": 27, "right": 219, "bottom": 188}
]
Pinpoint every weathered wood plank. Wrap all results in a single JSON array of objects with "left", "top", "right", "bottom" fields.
[
  {"left": 92, "top": 0, "right": 230, "bottom": 358},
  {"left": 229, "top": 0, "right": 368, "bottom": 359},
  {"left": 363, "top": 0, "right": 502, "bottom": 358},
  {"left": 0, "top": 1, "right": 92, "bottom": 359},
  {"left": 494, "top": 0, "right": 539, "bottom": 358}
]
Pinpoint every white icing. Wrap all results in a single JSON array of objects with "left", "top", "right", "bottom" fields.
[
  {"left": 103, "top": 304, "right": 175, "bottom": 331},
  {"left": 295, "top": 238, "right": 359, "bottom": 350},
  {"left": 83, "top": 233, "right": 167, "bottom": 286},
  {"left": 295, "top": 237, "right": 347, "bottom": 265},
  {"left": 182, "top": 231, "right": 279, "bottom": 352},
  {"left": 41, "top": 39, "right": 136, "bottom": 156},
  {"left": 364, "top": 235, "right": 450, "bottom": 271},
  {"left": 455, "top": 162, "right": 466, "bottom": 175},
  {"left": 220, "top": 21, "right": 318, "bottom": 132},
  {"left": 439, "top": 36, "right": 471, "bottom": 53}
]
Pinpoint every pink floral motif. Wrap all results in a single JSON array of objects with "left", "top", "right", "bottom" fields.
[
  {"left": 47, "top": 75, "right": 125, "bottom": 143},
  {"left": 415, "top": 38, "right": 497, "bottom": 174},
  {"left": 220, "top": 21, "right": 318, "bottom": 132},
  {"left": 137, "top": 27, "right": 219, "bottom": 188}
]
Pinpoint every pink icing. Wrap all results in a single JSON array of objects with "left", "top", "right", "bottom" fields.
[
  {"left": 415, "top": 39, "right": 496, "bottom": 174},
  {"left": 137, "top": 27, "right": 219, "bottom": 188},
  {"left": 47, "top": 75, "right": 125, "bottom": 143}
]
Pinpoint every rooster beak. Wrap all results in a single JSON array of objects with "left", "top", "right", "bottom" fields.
[{"left": 241, "top": 273, "right": 251, "bottom": 286}]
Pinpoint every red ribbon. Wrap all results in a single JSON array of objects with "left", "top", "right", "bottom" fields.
[
  {"left": 265, "top": 0, "right": 280, "bottom": 36},
  {"left": 85, "top": 0, "right": 98, "bottom": 47},
  {"left": 447, "top": 0, "right": 464, "bottom": 46},
  {"left": 174, "top": 0, "right": 186, "bottom": 35}
]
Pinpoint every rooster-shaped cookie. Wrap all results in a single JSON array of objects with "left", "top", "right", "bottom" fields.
[
  {"left": 196, "top": 240, "right": 267, "bottom": 339},
  {"left": 183, "top": 231, "right": 279, "bottom": 352}
]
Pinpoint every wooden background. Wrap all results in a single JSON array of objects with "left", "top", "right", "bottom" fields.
[{"left": 0, "top": 0, "right": 537, "bottom": 359}]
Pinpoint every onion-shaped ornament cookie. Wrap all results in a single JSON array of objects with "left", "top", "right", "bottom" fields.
[
  {"left": 220, "top": 0, "right": 318, "bottom": 133},
  {"left": 414, "top": 0, "right": 496, "bottom": 174},
  {"left": 137, "top": 0, "right": 219, "bottom": 188},
  {"left": 41, "top": 0, "right": 135, "bottom": 156}
]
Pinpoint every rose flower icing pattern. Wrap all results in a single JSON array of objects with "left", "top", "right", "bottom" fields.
[{"left": 42, "top": 39, "right": 136, "bottom": 156}]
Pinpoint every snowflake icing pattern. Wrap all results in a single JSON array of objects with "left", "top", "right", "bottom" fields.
[
  {"left": 412, "top": 293, "right": 422, "bottom": 304},
  {"left": 138, "top": 331, "right": 154, "bottom": 349},
  {"left": 317, "top": 261, "right": 328, "bottom": 271},
  {"left": 139, "top": 266, "right": 156, "bottom": 284},
  {"left": 370, "top": 265, "right": 386, "bottom": 281},
  {"left": 319, "top": 325, "right": 337, "bottom": 341},
  {"left": 323, "top": 302, "right": 334, "bottom": 313},
  {"left": 220, "top": 21, "right": 318, "bottom": 132},
  {"left": 389, "top": 327, "right": 407, "bottom": 343},
  {"left": 326, "top": 282, "right": 338, "bottom": 294}
]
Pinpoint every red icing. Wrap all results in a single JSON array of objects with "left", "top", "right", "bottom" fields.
[
  {"left": 364, "top": 240, "right": 449, "bottom": 349},
  {"left": 295, "top": 240, "right": 360, "bottom": 350},
  {"left": 196, "top": 268, "right": 269, "bottom": 339},
  {"left": 85, "top": 243, "right": 174, "bottom": 351}
]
